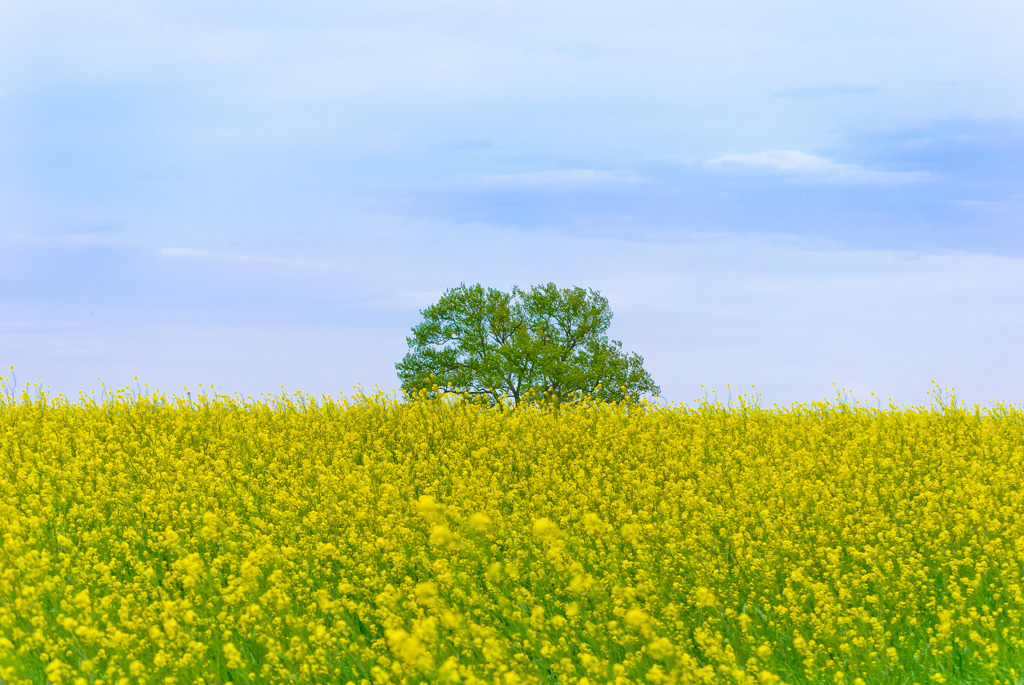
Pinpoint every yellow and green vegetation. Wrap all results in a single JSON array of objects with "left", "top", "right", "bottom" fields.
[{"left": 2, "top": 381, "right": 1024, "bottom": 685}]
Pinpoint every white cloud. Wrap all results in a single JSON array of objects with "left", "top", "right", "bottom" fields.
[
  {"left": 710, "top": 150, "right": 934, "bottom": 184},
  {"left": 157, "top": 246, "right": 335, "bottom": 270},
  {"left": 476, "top": 169, "right": 643, "bottom": 186},
  {"left": 773, "top": 84, "right": 879, "bottom": 98}
]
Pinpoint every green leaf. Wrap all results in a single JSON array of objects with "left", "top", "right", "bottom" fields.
[{"left": 396, "top": 283, "right": 660, "bottom": 408}]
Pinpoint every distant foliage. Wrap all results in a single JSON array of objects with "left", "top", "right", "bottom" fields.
[
  {"left": 395, "top": 282, "right": 660, "bottom": 408},
  {"left": 2, "top": 385, "right": 1024, "bottom": 683}
]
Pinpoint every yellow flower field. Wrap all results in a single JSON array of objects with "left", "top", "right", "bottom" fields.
[{"left": 2, "top": 383, "right": 1023, "bottom": 684}]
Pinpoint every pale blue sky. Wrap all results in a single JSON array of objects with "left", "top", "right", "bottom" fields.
[{"left": 2, "top": 0, "right": 1023, "bottom": 408}]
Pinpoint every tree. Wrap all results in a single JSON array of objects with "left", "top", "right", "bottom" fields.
[{"left": 395, "top": 282, "right": 660, "bottom": 408}]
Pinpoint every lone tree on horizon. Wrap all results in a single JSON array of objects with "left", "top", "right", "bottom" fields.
[{"left": 395, "top": 282, "right": 660, "bottom": 408}]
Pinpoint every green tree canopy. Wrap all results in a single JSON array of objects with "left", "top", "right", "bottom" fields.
[{"left": 396, "top": 282, "right": 660, "bottom": 408}]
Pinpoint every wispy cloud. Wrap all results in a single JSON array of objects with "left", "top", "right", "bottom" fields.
[
  {"left": 476, "top": 169, "right": 644, "bottom": 186},
  {"left": 773, "top": 84, "right": 879, "bottom": 99},
  {"left": 440, "top": 139, "right": 495, "bottom": 152},
  {"left": 710, "top": 150, "right": 934, "bottom": 185},
  {"left": 157, "top": 247, "right": 333, "bottom": 269}
]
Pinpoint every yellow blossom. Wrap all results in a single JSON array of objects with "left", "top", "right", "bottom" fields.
[
  {"left": 1, "top": 384, "right": 1022, "bottom": 684},
  {"left": 469, "top": 511, "right": 493, "bottom": 532}
]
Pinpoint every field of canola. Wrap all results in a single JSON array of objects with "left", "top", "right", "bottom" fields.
[{"left": 2, "top": 385, "right": 1024, "bottom": 685}]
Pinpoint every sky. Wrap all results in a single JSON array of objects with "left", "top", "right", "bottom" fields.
[{"left": 2, "top": 0, "right": 1023, "bottom": 409}]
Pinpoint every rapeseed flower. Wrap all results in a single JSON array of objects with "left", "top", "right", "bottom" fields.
[{"left": 1, "top": 383, "right": 1023, "bottom": 683}]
